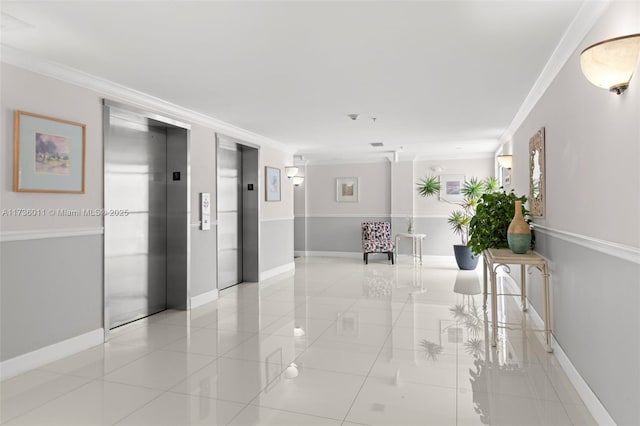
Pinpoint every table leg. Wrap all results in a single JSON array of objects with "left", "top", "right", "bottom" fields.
[
  {"left": 419, "top": 237, "right": 423, "bottom": 265},
  {"left": 412, "top": 237, "right": 416, "bottom": 263},
  {"left": 482, "top": 255, "right": 488, "bottom": 309},
  {"left": 521, "top": 264, "right": 528, "bottom": 312},
  {"left": 491, "top": 266, "right": 498, "bottom": 348},
  {"left": 543, "top": 263, "right": 553, "bottom": 352}
]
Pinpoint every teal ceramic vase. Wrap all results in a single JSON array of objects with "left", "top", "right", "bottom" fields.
[{"left": 507, "top": 200, "right": 531, "bottom": 254}]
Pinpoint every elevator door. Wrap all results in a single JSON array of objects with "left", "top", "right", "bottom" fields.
[
  {"left": 105, "top": 114, "right": 168, "bottom": 329},
  {"left": 218, "top": 144, "right": 242, "bottom": 289}
]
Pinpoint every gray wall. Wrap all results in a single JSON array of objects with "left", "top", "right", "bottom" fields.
[
  {"left": 305, "top": 217, "right": 390, "bottom": 253},
  {"left": 189, "top": 224, "right": 217, "bottom": 298},
  {"left": 524, "top": 231, "right": 640, "bottom": 424},
  {"left": 0, "top": 235, "right": 103, "bottom": 361},
  {"left": 260, "top": 219, "right": 294, "bottom": 272},
  {"left": 0, "top": 63, "right": 294, "bottom": 365},
  {"left": 300, "top": 216, "right": 458, "bottom": 257},
  {"left": 505, "top": 2, "right": 640, "bottom": 424}
]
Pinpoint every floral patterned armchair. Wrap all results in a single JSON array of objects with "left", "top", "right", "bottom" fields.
[{"left": 362, "top": 221, "right": 395, "bottom": 265}]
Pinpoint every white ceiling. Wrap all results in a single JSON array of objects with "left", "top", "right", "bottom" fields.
[{"left": 1, "top": 1, "right": 589, "bottom": 162}]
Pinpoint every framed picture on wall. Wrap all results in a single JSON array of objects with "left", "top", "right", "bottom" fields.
[
  {"left": 336, "top": 177, "right": 359, "bottom": 202},
  {"left": 265, "top": 166, "right": 281, "bottom": 201},
  {"left": 13, "top": 110, "right": 86, "bottom": 193},
  {"left": 439, "top": 174, "right": 465, "bottom": 202},
  {"left": 501, "top": 167, "right": 512, "bottom": 186}
]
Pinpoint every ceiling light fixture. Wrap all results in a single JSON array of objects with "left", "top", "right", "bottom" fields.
[
  {"left": 580, "top": 33, "right": 640, "bottom": 95},
  {"left": 347, "top": 113, "right": 360, "bottom": 121},
  {"left": 496, "top": 154, "right": 513, "bottom": 169}
]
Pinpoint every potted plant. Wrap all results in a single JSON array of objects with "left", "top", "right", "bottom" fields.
[
  {"left": 468, "top": 190, "right": 529, "bottom": 255},
  {"left": 416, "top": 176, "right": 499, "bottom": 269}
]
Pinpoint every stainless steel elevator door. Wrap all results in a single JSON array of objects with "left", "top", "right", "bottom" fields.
[
  {"left": 105, "top": 115, "right": 168, "bottom": 329},
  {"left": 217, "top": 144, "right": 242, "bottom": 289}
]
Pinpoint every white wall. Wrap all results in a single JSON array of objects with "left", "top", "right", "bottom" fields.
[
  {"left": 0, "top": 64, "right": 103, "bottom": 231},
  {"left": 296, "top": 157, "right": 495, "bottom": 256},
  {"left": 307, "top": 161, "right": 391, "bottom": 216},
  {"left": 0, "top": 62, "right": 295, "bottom": 367},
  {"left": 414, "top": 157, "right": 495, "bottom": 217},
  {"left": 508, "top": 2, "right": 639, "bottom": 424}
]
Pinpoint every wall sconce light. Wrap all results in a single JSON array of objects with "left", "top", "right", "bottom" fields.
[
  {"left": 496, "top": 154, "right": 513, "bottom": 169},
  {"left": 580, "top": 33, "right": 640, "bottom": 95},
  {"left": 285, "top": 165, "right": 304, "bottom": 186},
  {"left": 284, "top": 166, "right": 299, "bottom": 178}
]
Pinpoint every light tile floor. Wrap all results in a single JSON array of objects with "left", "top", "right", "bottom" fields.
[{"left": 1, "top": 256, "right": 597, "bottom": 425}]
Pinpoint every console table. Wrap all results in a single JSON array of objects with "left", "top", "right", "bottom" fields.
[
  {"left": 482, "top": 248, "right": 552, "bottom": 352},
  {"left": 395, "top": 233, "right": 426, "bottom": 264}
]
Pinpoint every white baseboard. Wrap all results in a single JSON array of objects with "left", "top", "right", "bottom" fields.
[
  {"left": 551, "top": 335, "right": 616, "bottom": 425},
  {"left": 260, "top": 261, "right": 296, "bottom": 281},
  {"left": 0, "top": 328, "right": 104, "bottom": 381},
  {"left": 500, "top": 275, "right": 615, "bottom": 425},
  {"left": 298, "top": 251, "right": 363, "bottom": 259},
  {"left": 190, "top": 289, "right": 219, "bottom": 309}
]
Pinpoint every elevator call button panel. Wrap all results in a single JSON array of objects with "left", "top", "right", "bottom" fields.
[{"left": 200, "top": 192, "right": 211, "bottom": 231}]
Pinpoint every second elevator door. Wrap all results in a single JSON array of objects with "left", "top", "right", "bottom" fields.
[{"left": 218, "top": 144, "right": 243, "bottom": 289}]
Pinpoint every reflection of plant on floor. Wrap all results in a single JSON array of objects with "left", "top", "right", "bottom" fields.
[
  {"left": 464, "top": 338, "right": 485, "bottom": 359},
  {"left": 449, "top": 299, "right": 485, "bottom": 358},
  {"left": 419, "top": 339, "right": 443, "bottom": 361}
]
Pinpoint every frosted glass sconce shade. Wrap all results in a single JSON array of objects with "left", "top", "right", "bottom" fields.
[
  {"left": 580, "top": 33, "right": 640, "bottom": 95},
  {"left": 497, "top": 155, "right": 513, "bottom": 169},
  {"left": 284, "top": 166, "right": 299, "bottom": 178}
]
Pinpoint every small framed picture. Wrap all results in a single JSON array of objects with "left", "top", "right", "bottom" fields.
[
  {"left": 502, "top": 167, "right": 512, "bottom": 186},
  {"left": 265, "top": 166, "right": 281, "bottom": 201},
  {"left": 336, "top": 177, "right": 359, "bottom": 202},
  {"left": 14, "top": 110, "right": 86, "bottom": 193},
  {"left": 439, "top": 174, "right": 465, "bottom": 203}
]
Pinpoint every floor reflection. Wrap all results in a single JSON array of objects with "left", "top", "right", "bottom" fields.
[{"left": 1, "top": 256, "right": 594, "bottom": 425}]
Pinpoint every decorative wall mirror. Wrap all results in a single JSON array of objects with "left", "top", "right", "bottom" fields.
[{"left": 529, "top": 127, "right": 545, "bottom": 217}]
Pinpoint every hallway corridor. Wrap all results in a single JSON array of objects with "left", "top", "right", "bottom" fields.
[{"left": 1, "top": 256, "right": 596, "bottom": 425}]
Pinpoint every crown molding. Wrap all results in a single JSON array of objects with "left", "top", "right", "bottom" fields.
[
  {"left": 0, "top": 45, "right": 294, "bottom": 154},
  {"left": 500, "top": 0, "right": 611, "bottom": 144}
]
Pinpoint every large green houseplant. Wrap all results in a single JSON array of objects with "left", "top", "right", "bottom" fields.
[
  {"left": 416, "top": 176, "right": 499, "bottom": 269},
  {"left": 468, "top": 191, "right": 528, "bottom": 255}
]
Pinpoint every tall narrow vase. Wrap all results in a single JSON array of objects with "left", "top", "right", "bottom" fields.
[{"left": 507, "top": 200, "right": 531, "bottom": 254}]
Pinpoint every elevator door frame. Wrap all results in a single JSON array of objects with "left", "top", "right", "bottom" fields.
[{"left": 102, "top": 99, "right": 191, "bottom": 340}]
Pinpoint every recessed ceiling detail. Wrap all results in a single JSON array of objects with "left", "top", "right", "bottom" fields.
[{"left": 370, "top": 142, "right": 384, "bottom": 148}]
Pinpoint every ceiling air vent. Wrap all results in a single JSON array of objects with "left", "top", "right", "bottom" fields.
[{"left": 370, "top": 142, "right": 384, "bottom": 147}]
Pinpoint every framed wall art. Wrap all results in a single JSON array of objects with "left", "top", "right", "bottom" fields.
[
  {"left": 265, "top": 166, "right": 281, "bottom": 201},
  {"left": 529, "top": 127, "right": 545, "bottom": 217},
  {"left": 13, "top": 110, "right": 86, "bottom": 193},
  {"left": 439, "top": 174, "right": 465, "bottom": 203},
  {"left": 336, "top": 177, "right": 359, "bottom": 202}
]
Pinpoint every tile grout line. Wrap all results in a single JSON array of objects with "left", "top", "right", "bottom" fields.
[{"left": 339, "top": 292, "right": 412, "bottom": 425}]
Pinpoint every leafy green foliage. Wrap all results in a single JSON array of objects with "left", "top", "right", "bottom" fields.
[
  {"left": 416, "top": 175, "right": 500, "bottom": 245},
  {"left": 468, "top": 191, "right": 528, "bottom": 255},
  {"left": 416, "top": 176, "right": 441, "bottom": 197}
]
